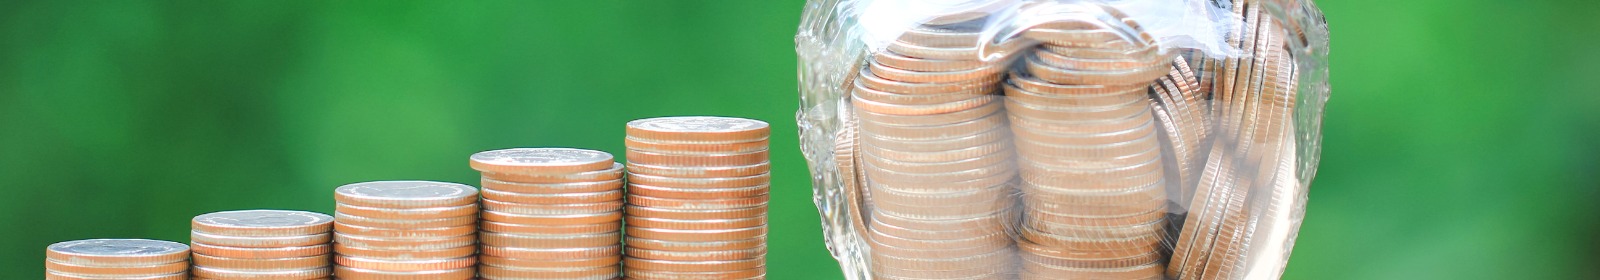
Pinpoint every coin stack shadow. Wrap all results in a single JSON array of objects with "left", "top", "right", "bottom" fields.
[
  {"left": 332, "top": 181, "right": 480, "bottom": 279},
  {"left": 189, "top": 210, "right": 334, "bottom": 279},
  {"left": 1003, "top": 4, "right": 1174, "bottom": 279},
  {"left": 46, "top": 239, "right": 191, "bottom": 279},
  {"left": 469, "top": 148, "right": 626, "bottom": 279},
  {"left": 622, "top": 116, "right": 771, "bottom": 279},
  {"left": 852, "top": 16, "right": 1024, "bottom": 279}
]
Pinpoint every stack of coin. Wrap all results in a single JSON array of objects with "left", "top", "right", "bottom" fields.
[
  {"left": 1005, "top": 3, "right": 1173, "bottom": 279},
  {"left": 46, "top": 239, "right": 190, "bottom": 280},
  {"left": 623, "top": 116, "right": 770, "bottom": 280},
  {"left": 333, "top": 181, "right": 479, "bottom": 279},
  {"left": 189, "top": 210, "right": 334, "bottom": 279},
  {"left": 468, "top": 148, "right": 625, "bottom": 280},
  {"left": 853, "top": 12, "right": 1023, "bottom": 280},
  {"left": 1169, "top": 2, "right": 1300, "bottom": 279}
]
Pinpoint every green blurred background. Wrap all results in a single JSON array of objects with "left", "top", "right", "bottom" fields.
[{"left": 1, "top": 0, "right": 1595, "bottom": 279}]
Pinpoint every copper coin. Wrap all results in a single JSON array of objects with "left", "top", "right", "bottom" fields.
[
  {"left": 481, "top": 188, "right": 622, "bottom": 204},
  {"left": 871, "top": 196, "right": 1015, "bottom": 220},
  {"left": 870, "top": 248, "right": 1011, "bottom": 271},
  {"left": 868, "top": 60, "right": 1005, "bottom": 84},
  {"left": 481, "top": 211, "right": 621, "bottom": 225},
  {"left": 479, "top": 264, "right": 618, "bottom": 279},
  {"left": 191, "top": 210, "right": 333, "bottom": 237},
  {"left": 1007, "top": 70, "right": 1148, "bottom": 95},
  {"left": 859, "top": 146, "right": 1013, "bottom": 174},
  {"left": 1003, "top": 81, "right": 1149, "bottom": 107},
  {"left": 334, "top": 211, "right": 476, "bottom": 229},
  {"left": 623, "top": 236, "right": 765, "bottom": 252},
  {"left": 189, "top": 231, "right": 329, "bottom": 248},
  {"left": 623, "top": 257, "right": 764, "bottom": 273},
  {"left": 884, "top": 40, "right": 981, "bottom": 61},
  {"left": 190, "top": 253, "right": 327, "bottom": 271},
  {"left": 189, "top": 243, "right": 328, "bottom": 259},
  {"left": 866, "top": 227, "right": 1010, "bottom": 250},
  {"left": 1018, "top": 238, "right": 1162, "bottom": 261},
  {"left": 1023, "top": 194, "right": 1164, "bottom": 217},
  {"left": 189, "top": 266, "right": 330, "bottom": 279},
  {"left": 625, "top": 194, "right": 768, "bottom": 210},
  {"left": 626, "top": 183, "right": 770, "bottom": 200},
  {"left": 856, "top": 110, "right": 1004, "bottom": 140},
  {"left": 624, "top": 149, "right": 769, "bottom": 168},
  {"left": 44, "top": 272, "right": 186, "bottom": 280},
  {"left": 332, "top": 266, "right": 475, "bottom": 280},
  {"left": 860, "top": 138, "right": 1011, "bottom": 164},
  {"left": 625, "top": 216, "right": 767, "bottom": 230},
  {"left": 469, "top": 147, "right": 616, "bottom": 175},
  {"left": 866, "top": 179, "right": 1014, "bottom": 207},
  {"left": 332, "top": 233, "right": 475, "bottom": 251},
  {"left": 479, "top": 255, "right": 620, "bottom": 269},
  {"left": 479, "top": 232, "right": 620, "bottom": 249},
  {"left": 481, "top": 163, "right": 624, "bottom": 183},
  {"left": 480, "top": 178, "right": 622, "bottom": 194},
  {"left": 1018, "top": 227, "right": 1164, "bottom": 250},
  {"left": 481, "top": 199, "right": 623, "bottom": 215},
  {"left": 1008, "top": 119, "right": 1152, "bottom": 146},
  {"left": 872, "top": 263, "right": 1011, "bottom": 280},
  {"left": 480, "top": 245, "right": 620, "bottom": 260},
  {"left": 895, "top": 24, "right": 981, "bottom": 47},
  {"left": 334, "top": 223, "right": 474, "bottom": 239},
  {"left": 625, "top": 136, "right": 769, "bottom": 154},
  {"left": 854, "top": 99, "right": 1003, "bottom": 129},
  {"left": 626, "top": 117, "right": 771, "bottom": 144},
  {"left": 867, "top": 170, "right": 1014, "bottom": 193},
  {"left": 624, "top": 173, "right": 770, "bottom": 189},
  {"left": 624, "top": 266, "right": 765, "bottom": 280},
  {"left": 480, "top": 220, "right": 621, "bottom": 235},
  {"left": 44, "top": 260, "right": 187, "bottom": 277},
  {"left": 851, "top": 94, "right": 998, "bottom": 116},
  {"left": 334, "top": 243, "right": 474, "bottom": 260},
  {"left": 625, "top": 161, "right": 771, "bottom": 179},
  {"left": 334, "top": 203, "right": 477, "bottom": 220},
  {"left": 869, "top": 209, "right": 1014, "bottom": 232},
  {"left": 856, "top": 67, "right": 999, "bottom": 96},
  {"left": 625, "top": 246, "right": 765, "bottom": 262},
  {"left": 867, "top": 215, "right": 1008, "bottom": 242},
  {"left": 626, "top": 226, "right": 766, "bottom": 243},
  {"left": 861, "top": 152, "right": 1014, "bottom": 183},
  {"left": 45, "top": 239, "right": 189, "bottom": 267},
  {"left": 624, "top": 205, "right": 766, "bottom": 220},
  {"left": 1022, "top": 56, "right": 1171, "bottom": 86},
  {"left": 1022, "top": 218, "right": 1165, "bottom": 240},
  {"left": 873, "top": 50, "right": 991, "bottom": 72},
  {"left": 334, "top": 255, "right": 475, "bottom": 271},
  {"left": 866, "top": 235, "right": 1011, "bottom": 260},
  {"left": 1035, "top": 47, "right": 1168, "bottom": 72},
  {"left": 1022, "top": 260, "right": 1163, "bottom": 279},
  {"left": 1004, "top": 97, "right": 1150, "bottom": 121},
  {"left": 333, "top": 181, "right": 478, "bottom": 209},
  {"left": 1020, "top": 247, "right": 1162, "bottom": 269}
]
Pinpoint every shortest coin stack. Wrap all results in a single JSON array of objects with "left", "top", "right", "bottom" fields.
[
  {"left": 46, "top": 239, "right": 190, "bottom": 280},
  {"left": 189, "top": 210, "right": 335, "bottom": 280},
  {"left": 333, "top": 181, "right": 480, "bottom": 280},
  {"left": 623, "top": 116, "right": 771, "bottom": 280},
  {"left": 469, "top": 147, "right": 625, "bottom": 280}
]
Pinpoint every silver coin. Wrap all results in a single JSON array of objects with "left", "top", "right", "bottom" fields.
[
  {"left": 335, "top": 181, "right": 478, "bottom": 200},
  {"left": 627, "top": 116, "right": 769, "bottom": 133},
  {"left": 48, "top": 239, "right": 188, "bottom": 257},
  {"left": 470, "top": 147, "right": 613, "bottom": 167},
  {"left": 193, "top": 210, "right": 332, "bottom": 229}
]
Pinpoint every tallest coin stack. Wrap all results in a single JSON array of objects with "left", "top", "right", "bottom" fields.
[
  {"left": 850, "top": 8, "right": 1022, "bottom": 280},
  {"left": 1005, "top": 3, "right": 1173, "bottom": 279},
  {"left": 623, "top": 116, "right": 771, "bottom": 280}
]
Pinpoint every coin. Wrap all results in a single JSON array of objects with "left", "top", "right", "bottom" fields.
[
  {"left": 626, "top": 183, "right": 770, "bottom": 200},
  {"left": 334, "top": 211, "right": 476, "bottom": 229},
  {"left": 480, "top": 255, "right": 620, "bottom": 269},
  {"left": 44, "top": 260, "right": 188, "bottom": 276},
  {"left": 332, "top": 266, "right": 475, "bottom": 280},
  {"left": 480, "top": 231, "right": 621, "bottom": 248},
  {"left": 470, "top": 147, "right": 616, "bottom": 175},
  {"left": 625, "top": 116, "right": 770, "bottom": 144},
  {"left": 480, "top": 177, "right": 622, "bottom": 194},
  {"left": 624, "top": 205, "right": 767, "bottom": 220},
  {"left": 334, "top": 203, "right": 477, "bottom": 220},
  {"left": 189, "top": 230, "right": 329, "bottom": 248},
  {"left": 624, "top": 266, "right": 765, "bottom": 280},
  {"left": 478, "top": 264, "right": 619, "bottom": 279},
  {"left": 191, "top": 210, "right": 334, "bottom": 237},
  {"left": 334, "top": 255, "right": 476, "bottom": 271},
  {"left": 333, "top": 243, "right": 474, "bottom": 260},
  {"left": 334, "top": 181, "right": 479, "bottom": 209},
  {"left": 480, "top": 188, "right": 622, "bottom": 204},
  {"left": 46, "top": 239, "right": 189, "bottom": 267},
  {"left": 480, "top": 245, "right": 620, "bottom": 260},
  {"left": 480, "top": 220, "right": 621, "bottom": 235},
  {"left": 189, "top": 266, "right": 330, "bottom": 279},
  {"left": 481, "top": 163, "right": 624, "bottom": 183},
  {"left": 481, "top": 199, "right": 623, "bottom": 215},
  {"left": 190, "top": 254, "right": 327, "bottom": 271},
  {"left": 333, "top": 223, "right": 474, "bottom": 239},
  {"left": 189, "top": 243, "right": 329, "bottom": 259},
  {"left": 44, "top": 272, "right": 186, "bottom": 280}
]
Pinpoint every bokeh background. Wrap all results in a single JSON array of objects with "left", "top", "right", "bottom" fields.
[{"left": 1, "top": 0, "right": 1596, "bottom": 279}]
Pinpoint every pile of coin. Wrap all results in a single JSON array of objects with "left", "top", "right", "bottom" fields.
[
  {"left": 189, "top": 210, "right": 334, "bottom": 279},
  {"left": 852, "top": 10, "right": 1024, "bottom": 279},
  {"left": 332, "top": 181, "right": 479, "bottom": 279},
  {"left": 623, "top": 116, "right": 771, "bottom": 279},
  {"left": 469, "top": 148, "right": 625, "bottom": 279},
  {"left": 1005, "top": 3, "right": 1172, "bottom": 279},
  {"left": 45, "top": 239, "right": 190, "bottom": 279}
]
